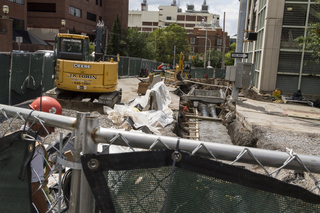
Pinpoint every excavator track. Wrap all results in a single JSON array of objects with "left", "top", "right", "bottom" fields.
[{"left": 45, "top": 87, "right": 121, "bottom": 113}]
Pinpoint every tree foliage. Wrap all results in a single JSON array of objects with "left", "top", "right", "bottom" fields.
[
  {"left": 224, "top": 42, "right": 236, "bottom": 66},
  {"left": 295, "top": 0, "right": 320, "bottom": 64},
  {"left": 123, "top": 28, "right": 155, "bottom": 59},
  {"left": 147, "top": 24, "right": 190, "bottom": 63},
  {"left": 109, "top": 14, "right": 124, "bottom": 55}
]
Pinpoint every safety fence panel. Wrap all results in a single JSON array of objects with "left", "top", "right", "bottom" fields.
[
  {"left": 105, "top": 55, "right": 162, "bottom": 77},
  {"left": 0, "top": 52, "right": 56, "bottom": 105},
  {"left": 0, "top": 54, "right": 10, "bottom": 105},
  {"left": 1, "top": 106, "right": 320, "bottom": 212},
  {"left": 81, "top": 150, "right": 320, "bottom": 213}
]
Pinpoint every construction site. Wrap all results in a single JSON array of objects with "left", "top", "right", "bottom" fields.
[{"left": 0, "top": 17, "right": 320, "bottom": 213}]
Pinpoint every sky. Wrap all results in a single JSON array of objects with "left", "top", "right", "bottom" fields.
[{"left": 129, "top": 0, "right": 240, "bottom": 36}]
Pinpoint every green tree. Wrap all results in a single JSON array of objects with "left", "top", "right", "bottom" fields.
[
  {"left": 295, "top": 0, "right": 320, "bottom": 64},
  {"left": 109, "top": 14, "right": 124, "bottom": 55},
  {"left": 123, "top": 28, "right": 155, "bottom": 59},
  {"left": 147, "top": 24, "right": 190, "bottom": 63},
  {"left": 190, "top": 53, "right": 204, "bottom": 67},
  {"left": 207, "top": 49, "right": 222, "bottom": 68},
  {"left": 224, "top": 42, "right": 236, "bottom": 66}
]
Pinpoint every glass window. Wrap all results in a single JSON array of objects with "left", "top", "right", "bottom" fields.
[
  {"left": 7, "top": 0, "right": 24, "bottom": 5},
  {"left": 190, "top": 37, "right": 195, "bottom": 44},
  {"left": 69, "top": 6, "right": 81, "bottom": 18},
  {"left": 278, "top": 52, "right": 302, "bottom": 73},
  {"left": 283, "top": 3, "right": 307, "bottom": 26},
  {"left": 60, "top": 38, "right": 83, "bottom": 53},
  {"left": 190, "top": 47, "right": 194, "bottom": 53},
  {"left": 166, "top": 16, "right": 172, "bottom": 20},
  {"left": 217, "top": 39, "right": 222, "bottom": 45},
  {"left": 27, "top": 3, "right": 56, "bottom": 12},
  {"left": 87, "top": 12, "right": 97, "bottom": 22},
  {"left": 280, "top": 27, "right": 304, "bottom": 49},
  {"left": 309, "top": 3, "right": 320, "bottom": 23}
]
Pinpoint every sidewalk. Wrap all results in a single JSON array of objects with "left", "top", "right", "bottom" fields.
[{"left": 236, "top": 98, "right": 320, "bottom": 134}]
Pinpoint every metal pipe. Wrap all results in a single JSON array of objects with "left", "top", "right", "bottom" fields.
[
  {"left": 0, "top": 104, "right": 76, "bottom": 131},
  {"left": 69, "top": 112, "right": 90, "bottom": 213},
  {"left": 208, "top": 104, "right": 218, "bottom": 118},
  {"left": 93, "top": 128, "right": 320, "bottom": 174},
  {"left": 79, "top": 116, "right": 98, "bottom": 213}
]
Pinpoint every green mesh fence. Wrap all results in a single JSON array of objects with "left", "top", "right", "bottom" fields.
[
  {"left": 81, "top": 150, "right": 320, "bottom": 213},
  {"left": 11, "top": 53, "right": 30, "bottom": 95},
  {"left": 0, "top": 131, "right": 35, "bottom": 213},
  {"left": 0, "top": 54, "right": 10, "bottom": 105}
]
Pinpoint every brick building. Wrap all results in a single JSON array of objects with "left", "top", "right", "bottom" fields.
[
  {"left": 0, "top": 0, "right": 128, "bottom": 51},
  {"left": 188, "top": 27, "right": 229, "bottom": 54}
]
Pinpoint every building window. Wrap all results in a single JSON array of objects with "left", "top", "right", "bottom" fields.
[
  {"left": 7, "top": 0, "right": 24, "bottom": 5},
  {"left": 166, "top": 16, "right": 172, "bottom": 20},
  {"left": 100, "top": 0, "right": 102, "bottom": 7},
  {"left": 217, "top": 39, "right": 222, "bottom": 45},
  {"left": 87, "top": 12, "right": 97, "bottom": 22},
  {"left": 27, "top": 3, "right": 56, "bottom": 12},
  {"left": 99, "top": 16, "right": 102, "bottom": 21},
  {"left": 165, "top": 22, "right": 170, "bottom": 26},
  {"left": 190, "top": 47, "right": 194, "bottom": 53},
  {"left": 217, "top": 48, "right": 221, "bottom": 51},
  {"left": 96, "top": 0, "right": 98, "bottom": 5},
  {"left": 69, "top": 6, "right": 81, "bottom": 18},
  {"left": 190, "top": 37, "right": 195, "bottom": 44}
]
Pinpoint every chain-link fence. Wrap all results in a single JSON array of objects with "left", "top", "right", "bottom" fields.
[{"left": 1, "top": 104, "right": 320, "bottom": 212}]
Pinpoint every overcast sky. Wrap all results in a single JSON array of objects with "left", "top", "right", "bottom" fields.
[{"left": 129, "top": 0, "right": 240, "bottom": 36}]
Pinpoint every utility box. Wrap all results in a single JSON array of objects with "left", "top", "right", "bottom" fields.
[
  {"left": 235, "top": 62, "right": 254, "bottom": 89},
  {"left": 225, "top": 66, "right": 236, "bottom": 81}
]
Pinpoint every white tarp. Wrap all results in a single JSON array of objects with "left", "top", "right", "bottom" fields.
[{"left": 104, "top": 81, "right": 174, "bottom": 135}]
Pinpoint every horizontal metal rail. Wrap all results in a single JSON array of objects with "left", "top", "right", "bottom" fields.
[
  {"left": 0, "top": 104, "right": 76, "bottom": 131},
  {"left": 1, "top": 104, "right": 320, "bottom": 174},
  {"left": 93, "top": 128, "right": 320, "bottom": 174}
]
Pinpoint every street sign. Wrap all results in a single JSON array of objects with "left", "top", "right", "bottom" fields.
[{"left": 230, "top": 52, "right": 248, "bottom": 59}]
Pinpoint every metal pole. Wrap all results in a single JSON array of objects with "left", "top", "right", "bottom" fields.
[
  {"left": 93, "top": 128, "right": 320, "bottom": 174},
  {"left": 173, "top": 46, "right": 176, "bottom": 68},
  {"left": 222, "top": 12, "right": 226, "bottom": 69},
  {"left": 58, "top": 132, "right": 63, "bottom": 213},
  {"left": 69, "top": 112, "right": 90, "bottom": 213},
  {"left": 79, "top": 116, "right": 98, "bottom": 213},
  {"left": 8, "top": 52, "right": 13, "bottom": 105},
  {"left": 204, "top": 18, "right": 208, "bottom": 68},
  {"left": 233, "top": 0, "right": 247, "bottom": 101},
  {"left": 208, "top": 38, "right": 211, "bottom": 67}
]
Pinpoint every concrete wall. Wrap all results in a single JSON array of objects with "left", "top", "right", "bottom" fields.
[{"left": 258, "top": 0, "right": 285, "bottom": 92}]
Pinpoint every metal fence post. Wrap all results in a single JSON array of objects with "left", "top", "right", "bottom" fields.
[
  {"left": 69, "top": 112, "right": 90, "bottom": 213},
  {"left": 79, "top": 116, "right": 98, "bottom": 213},
  {"left": 8, "top": 52, "right": 13, "bottom": 105}
]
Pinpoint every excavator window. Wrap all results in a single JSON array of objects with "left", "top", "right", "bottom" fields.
[{"left": 61, "top": 38, "right": 83, "bottom": 53}]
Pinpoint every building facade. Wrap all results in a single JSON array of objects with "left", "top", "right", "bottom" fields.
[
  {"left": 187, "top": 27, "right": 229, "bottom": 54},
  {"left": 244, "top": 0, "right": 320, "bottom": 97},
  {"left": 0, "top": 0, "right": 128, "bottom": 50},
  {"left": 128, "top": 1, "right": 228, "bottom": 55}
]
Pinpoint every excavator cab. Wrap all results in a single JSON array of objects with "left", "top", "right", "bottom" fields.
[{"left": 55, "top": 34, "right": 89, "bottom": 61}]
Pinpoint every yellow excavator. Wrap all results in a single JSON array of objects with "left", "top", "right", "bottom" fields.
[{"left": 46, "top": 21, "right": 121, "bottom": 108}]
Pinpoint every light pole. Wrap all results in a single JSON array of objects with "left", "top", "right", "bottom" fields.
[{"left": 197, "top": 36, "right": 211, "bottom": 67}]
